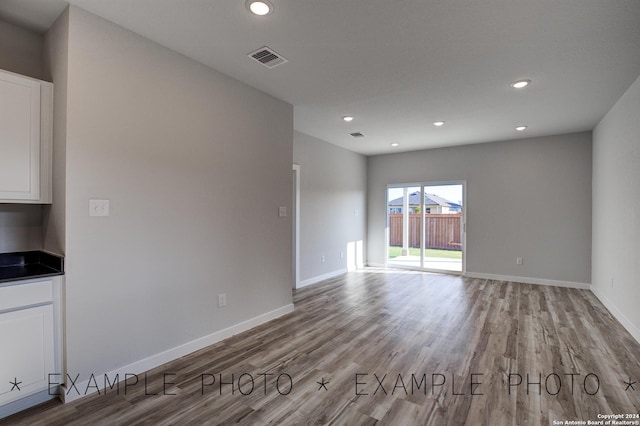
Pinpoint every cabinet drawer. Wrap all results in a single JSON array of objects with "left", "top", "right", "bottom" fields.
[{"left": 0, "top": 280, "right": 53, "bottom": 311}]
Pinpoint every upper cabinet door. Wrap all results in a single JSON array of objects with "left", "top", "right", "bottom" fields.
[{"left": 0, "top": 69, "right": 52, "bottom": 203}]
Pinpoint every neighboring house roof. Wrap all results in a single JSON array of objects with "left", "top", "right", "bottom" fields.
[{"left": 389, "top": 191, "right": 461, "bottom": 208}]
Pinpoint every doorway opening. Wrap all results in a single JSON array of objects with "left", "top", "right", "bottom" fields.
[{"left": 387, "top": 182, "right": 465, "bottom": 274}]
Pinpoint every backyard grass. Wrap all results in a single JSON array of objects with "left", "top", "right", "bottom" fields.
[{"left": 388, "top": 246, "right": 462, "bottom": 259}]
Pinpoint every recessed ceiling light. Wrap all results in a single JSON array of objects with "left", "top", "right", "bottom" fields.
[
  {"left": 391, "top": 143, "right": 399, "bottom": 147},
  {"left": 516, "top": 126, "right": 528, "bottom": 131},
  {"left": 246, "top": 0, "right": 273, "bottom": 16},
  {"left": 343, "top": 116, "right": 354, "bottom": 122},
  {"left": 433, "top": 121, "right": 445, "bottom": 127},
  {"left": 511, "top": 79, "right": 531, "bottom": 89}
]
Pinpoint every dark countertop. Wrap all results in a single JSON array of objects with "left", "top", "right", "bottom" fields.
[{"left": 0, "top": 251, "right": 64, "bottom": 284}]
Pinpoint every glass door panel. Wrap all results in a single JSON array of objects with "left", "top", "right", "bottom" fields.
[
  {"left": 387, "top": 186, "right": 421, "bottom": 268},
  {"left": 423, "top": 184, "right": 464, "bottom": 272}
]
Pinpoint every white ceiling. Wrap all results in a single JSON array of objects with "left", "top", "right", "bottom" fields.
[{"left": 1, "top": 0, "right": 640, "bottom": 155}]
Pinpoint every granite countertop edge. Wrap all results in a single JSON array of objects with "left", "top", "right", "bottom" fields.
[{"left": 0, "top": 250, "right": 65, "bottom": 284}]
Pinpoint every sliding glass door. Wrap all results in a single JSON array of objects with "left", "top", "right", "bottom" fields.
[{"left": 387, "top": 182, "right": 465, "bottom": 273}]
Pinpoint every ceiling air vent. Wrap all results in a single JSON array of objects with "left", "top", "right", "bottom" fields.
[
  {"left": 350, "top": 132, "right": 365, "bottom": 138},
  {"left": 248, "top": 46, "right": 287, "bottom": 68}
]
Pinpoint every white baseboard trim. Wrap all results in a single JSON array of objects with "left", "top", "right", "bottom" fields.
[
  {"left": 61, "top": 303, "right": 294, "bottom": 403},
  {"left": 0, "top": 389, "right": 58, "bottom": 420},
  {"left": 465, "top": 271, "right": 591, "bottom": 290},
  {"left": 591, "top": 287, "right": 640, "bottom": 344},
  {"left": 366, "top": 262, "right": 386, "bottom": 268},
  {"left": 297, "top": 268, "right": 347, "bottom": 289}
]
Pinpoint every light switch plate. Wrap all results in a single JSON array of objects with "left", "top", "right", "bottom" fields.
[
  {"left": 89, "top": 199, "right": 110, "bottom": 217},
  {"left": 279, "top": 206, "right": 287, "bottom": 217}
]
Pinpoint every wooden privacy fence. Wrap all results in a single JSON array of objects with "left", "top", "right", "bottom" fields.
[{"left": 389, "top": 213, "right": 462, "bottom": 250}]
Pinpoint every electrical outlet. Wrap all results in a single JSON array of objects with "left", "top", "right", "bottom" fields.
[
  {"left": 516, "top": 257, "right": 523, "bottom": 265},
  {"left": 321, "top": 255, "right": 325, "bottom": 263},
  {"left": 278, "top": 206, "right": 287, "bottom": 217},
  {"left": 218, "top": 293, "right": 227, "bottom": 307},
  {"left": 89, "top": 199, "right": 110, "bottom": 217},
  {"left": 340, "top": 251, "right": 344, "bottom": 259}
]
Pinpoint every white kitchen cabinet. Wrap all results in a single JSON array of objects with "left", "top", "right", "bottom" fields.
[
  {"left": 0, "top": 278, "right": 62, "bottom": 417},
  {"left": 0, "top": 69, "right": 53, "bottom": 203},
  {"left": 0, "top": 305, "right": 54, "bottom": 403}
]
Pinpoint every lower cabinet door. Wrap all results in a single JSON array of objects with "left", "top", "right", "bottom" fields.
[{"left": 0, "top": 304, "right": 54, "bottom": 405}]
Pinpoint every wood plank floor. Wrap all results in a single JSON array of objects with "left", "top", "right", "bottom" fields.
[{"left": 2, "top": 269, "right": 639, "bottom": 425}]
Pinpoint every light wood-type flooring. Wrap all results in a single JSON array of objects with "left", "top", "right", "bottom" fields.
[{"left": 3, "top": 269, "right": 640, "bottom": 425}]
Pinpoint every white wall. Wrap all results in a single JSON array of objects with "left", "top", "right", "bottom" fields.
[
  {"left": 368, "top": 132, "right": 593, "bottom": 286},
  {"left": 0, "top": 19, "right": 46, "bottom": 252},
  {"left": 592, "top": 74, "right": 640, "bottom": 341},
  {"left": 49, "top": 6, "right": 293, "bottom": 379},
  {"left": 293, "top": 131, "right": 366, "bottom": 286}
]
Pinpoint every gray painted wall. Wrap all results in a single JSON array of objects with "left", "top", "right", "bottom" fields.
[
  {"left": 0, "top": 19, "right": 44, "bottom": 80},
  {"left": 42, "top": 7, "right": 69, "bottom": 257},
  {"left": 367, "top": 132, "right": 592, "bottom": 284},
  {"left": 0, "top": 205, "right": 43, "bottom": 252},
  {"left": 0, "top": 19, "right": 45, "bottom": 252},
  {"left": 293, "top": 131, "right": 367, "bottom": 283},
  {"left": 52, "top": 7, "right": 293, "bottom": 377},
  {"left": 592, "top": 74, "right": 640, "bottom": 340}
]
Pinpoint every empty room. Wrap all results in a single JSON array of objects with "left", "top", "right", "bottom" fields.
[{"left": 0, "top": 0, "right": 639, "bottom": 424}]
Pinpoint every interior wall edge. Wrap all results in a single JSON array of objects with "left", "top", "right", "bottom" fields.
[{"left": 591, "top": 287, "right": 640, "bottom": 344}]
